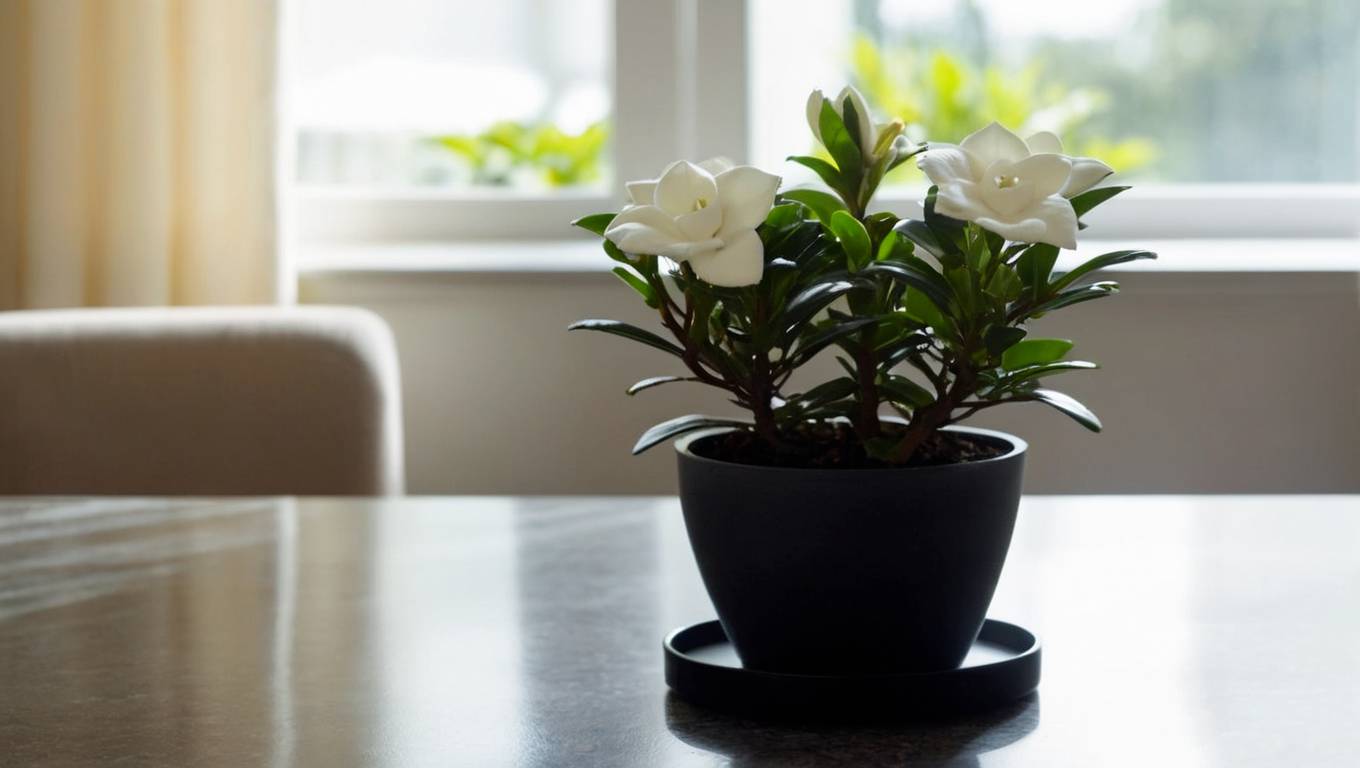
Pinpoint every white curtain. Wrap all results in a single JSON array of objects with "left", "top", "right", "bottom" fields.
[{"left": 0, "top": 0, "right": 280, "bottom": 309}]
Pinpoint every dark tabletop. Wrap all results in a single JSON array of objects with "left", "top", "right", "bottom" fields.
[{"left": 1, "top": 495, "right": 1357, "bottom": 767}]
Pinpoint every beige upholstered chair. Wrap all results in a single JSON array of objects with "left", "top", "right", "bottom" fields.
[{"left": 0, "top": 307, "right": 403, "bottom": 495}]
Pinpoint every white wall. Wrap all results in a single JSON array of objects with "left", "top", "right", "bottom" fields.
[{"left": 300, "top": 267, "right": 1360, "bottom": 494}]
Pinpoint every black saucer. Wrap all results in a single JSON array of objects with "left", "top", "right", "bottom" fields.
[{"left": 664, "top": 619, "right": 1040, "bottom": 720}]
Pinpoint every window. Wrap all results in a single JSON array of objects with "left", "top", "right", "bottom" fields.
[
  {"left": 291, "top": 0, "right": 1360, "bottom": 248},
  {"left": 293, "top": 0, "right": 610, "bottom": 191}
]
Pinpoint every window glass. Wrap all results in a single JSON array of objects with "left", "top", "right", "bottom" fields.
[
  {"left": 293, "top": 0, "right": 611, "bottom": 190},
  {"left": 752, "top": 0, "right": 1360, "bottom": 184}
]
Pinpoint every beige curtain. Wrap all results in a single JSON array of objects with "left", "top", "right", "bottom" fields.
[{"left": 0, "top": 0, "right": 279, "bottom": 309}]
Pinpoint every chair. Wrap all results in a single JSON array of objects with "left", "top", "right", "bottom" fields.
[{"left": 0, "top": 306, "right": 403, "bottom": 495}]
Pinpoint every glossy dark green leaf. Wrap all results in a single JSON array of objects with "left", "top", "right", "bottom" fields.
[
  {"left": 984, "top": 326, "right": 1027, "bottom": 356},
  {"left": 780, "top": 189, "right": 847, "bottom": 225},
  {"left": 795, "top": 378, "right": 859, "bottom": 408},
  {"left": 632, "top": 414, "right": 751, "bottom": 454},
  {"left": 1051, "top": 250, "right": 1156, "bottom": 292},
  {"left": 879, "top": 329, "right": 932, "bottom": 368},
  {"left": 829, "top": 210, "right": 872, "bottom": 272},
  {"left": 567, "top": 319, "right": 684, "bottom": 357},
  {"left": 1015, "top": 243, "right": 1059, "bottom": 295},
  {"left": 572, "top": 212, "right": 615, "bottom": 236},
  {"left": 880, "top": 375, "right": 935, "bottom": 407},
  {"left": 1070, "top": 185, "right": 1128, "bottom": 218},
  {"left": 893, "top": 219, "right": 945, "bottom": 259},
  {"left": 1029, "top": 389, "right": 1102, "bottom": 432},
  {"left": 1002, "top": 361, "right": 1098, "bottom": 386},
  {"left": 761, "top": 202, "right": 805, "bottom": 232},
  {"left": 610, "top": 267, "right": 657, "bottom": 307},
  {"left": 626, "top": 376, "right": 692, "bottom": 395},
  {"left": 781, "top": 279, "right": 863, "bottom": 332},
  {"left": 1026, "top": 281, "right": 1120, "bottom": 315},
  {"left": 789, "top": 317, "right": 876, "bottom": 364},
  {"left": 1002, "top": 338, "right": 1074, "bottom": 371},
  {"left": 860, "top": 261, "right": 952, "bottom": 311},
  {"left": 819, "top": 99, "right": 861, "bottom": 178}
]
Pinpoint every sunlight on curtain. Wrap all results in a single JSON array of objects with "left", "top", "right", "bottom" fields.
[{"left": 0, "top": 0, "right": 279, "bottom": 309}]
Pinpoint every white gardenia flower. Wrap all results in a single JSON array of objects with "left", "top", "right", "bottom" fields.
[
  {"left": 604, "top": 158, "right": 781, "bottom": 287},
  {"left": 806, "top": 86, "right": 877, "bottom": 161},
  {"left": 916, "top": 123, "right": 1114, "bottom": 249}
]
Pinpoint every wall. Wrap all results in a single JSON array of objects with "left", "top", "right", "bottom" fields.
[{"left": 300, "top": 266, "right": 1360, "bottom": 494}]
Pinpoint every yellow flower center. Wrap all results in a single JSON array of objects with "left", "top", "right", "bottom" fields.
[
  {"left": 994, "top": 174, "right": 1021, "bottom": 189},
  {"left": 692, "top": 197, "right": 710, "bottom": 211}
]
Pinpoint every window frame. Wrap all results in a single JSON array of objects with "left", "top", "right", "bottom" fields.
[{"left": 290, "top": 0, "right": 1360, "bottom": 248}]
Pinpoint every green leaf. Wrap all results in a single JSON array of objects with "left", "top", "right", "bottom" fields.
[
  {"left": 1002, "top": 338, "right": 1074, "bottom": 371},
  {"left": 572, "top": 212, "right": 616, "bottom": 236},
  {"left": 880, "top": 375, "right": 935, "bottom": 407},
  {"left": 786, "top": 155, "right": 851, "bottom": 201},
  {"left": 780, "top": 189, "right": 846, "bottom": 225},
  {"left": 985, "top": 264, "right": 1023, "bottom": 303},
  {"left": 1002, "top": 361, "right": 1098, "bottom": 387},
  {"left": 876, "top": 230, "right": 915, "bottom": 262},
  {"left": 626, "top": 376, "right": 691, "bottom": 395},
  {"left": 567, "top": 319, "right": 684, "bottom": 357},
  {"left": 789, "top": 317, "right": 876, "bottom": 364},
  {"left": 904, "top": 287, "right": 947, "bottom": 331},
  {"left": 819, "top": 99, "right": 861, "bottom": 178},
  {"left": 893, "top": 219, "right": 945, "bottom": 259},
  {"left": 1070, "top": 185, "right": 1129, "bottom": 218},
  {"left": 1026, "top": 281, "right": 1120, "bottom": 315},
  {"left": 782, "top": 279, "right": 863, "bottom": 333},
  {"left": 861, "top": 261, "right": 952, "bottom": 311},
  {"left": 1051, "top": 250, "right": 1156, "bottom": 292},
  {"left": 1029, "top": 389, "right": 1102, "bottom": 432},
  {"left": 829, "top": 211, "right": 872, "bottom": 272},
  {"left": 984, "top": 326, "right": 1027, "bottom": 356},
  {"left": 611, "top": 267, "right": 657, "bottom": 307},
  {"left": 1016, "top": 244, "right": 1059, "bottom": 297},
  {"left": 762, "top": 202, "right": 805, "bottom": 232},
  {"left": 794, "top": 378, "right": 859, "bottom": 409},
  {"left": 632, "top": 414, "right": 750, "bottom": 454}
]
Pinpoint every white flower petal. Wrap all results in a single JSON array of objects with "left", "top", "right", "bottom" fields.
[
  {"left": 1010, "top": 153, "right": 1073, "bottom": 201},
  {"left": 603, "top": 205, "right": 683, "bottom": 254},
  {"left": 625, "top": 180, "right": 657, "bottom": 205},
  {"left": 973, "top": 216, "right": 1047, "bottom": 243},
  {"left": 654, "top": 160, "right": 718, "bottom": 217},
  {"left": 977, "top": 196, "right": 1079, "bottom": 249},
  {"left": 917, "top": 145, "right": 976, "bottom": 185},
  {"left": 689, "top": 229, "right": 764, "bottom": 287},
  {"left": 1060, "top": 157, "right": 1115, "bottom": 198},
  {"left": 715, "top": 165, "right": 781, "bottom": 236},
  {"left": 806, "top": 89, "right": 825, "bottom": 143},
  {"left": 959, "top": 122, "right": 1030, "bottom": 168},
  {"left": 699, "top": 156, "right": 735, "bottom": 175},
  {"left": 674, "top": 202, "right": 722, "bottom": 241},
  {"left": 1025, "top": 131, "right": 1064, "bottom": 155},
  {"left": 932, "top": 181, "right": 992, "bottom": 222},
  {"left": 659, "top": 239, "right": 723, "bottom": 259}
]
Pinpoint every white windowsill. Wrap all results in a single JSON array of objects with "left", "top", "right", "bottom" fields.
[{"left": 297, "top": 238, "right": 1360, "bottom": 276}]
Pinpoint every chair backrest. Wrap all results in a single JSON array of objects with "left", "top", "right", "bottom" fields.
[{"left": 0, "top": 306, "right": 404, "bottom": 495}]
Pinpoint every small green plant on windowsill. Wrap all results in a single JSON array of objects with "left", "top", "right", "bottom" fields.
[{"left": 569, "top": 85, "right": 1155, "bottom": 467}]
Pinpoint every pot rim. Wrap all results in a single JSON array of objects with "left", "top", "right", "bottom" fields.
[{"left": 674, "top": 424, "right": 1027, "bottom": 475}]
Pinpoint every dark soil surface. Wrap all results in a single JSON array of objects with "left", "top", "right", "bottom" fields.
[{"left": 695, "top": 423, "right": 1007, "bottom": 470}]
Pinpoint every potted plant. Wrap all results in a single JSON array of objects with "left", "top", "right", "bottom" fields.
[{"left": 570, "top": 86, "right": 1153, "bottom": 676}]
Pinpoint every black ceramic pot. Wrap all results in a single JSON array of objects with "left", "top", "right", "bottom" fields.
[{"left": 675, "top": 425, "right": 1026, "bottom": 675}]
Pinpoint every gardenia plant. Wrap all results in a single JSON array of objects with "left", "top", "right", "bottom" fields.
[{"left": 571, "top": 85, "right": 1155, "bottom": 467}]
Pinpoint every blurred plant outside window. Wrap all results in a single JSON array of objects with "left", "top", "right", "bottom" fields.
[
  {"left": 752, "top": 0, "right": 1360, "bottom": 186},
  {"left": 293, "top": 0, "right": 610, "bottom": 191}
]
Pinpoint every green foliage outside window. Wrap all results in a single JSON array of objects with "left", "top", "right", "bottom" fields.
[
  {"left": 432, "top": 119, "right": 609, "bottom": 188},
  {"left": 848, "top": 36, "right": 1158, "bottom": 183}
]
